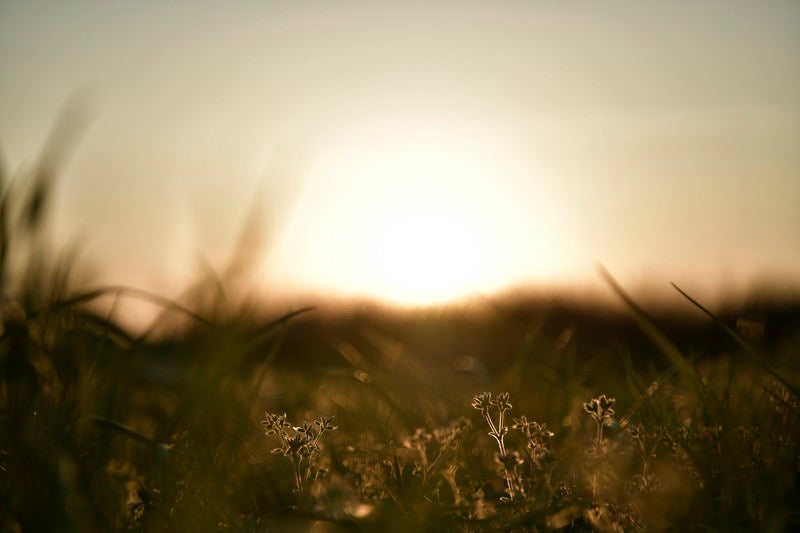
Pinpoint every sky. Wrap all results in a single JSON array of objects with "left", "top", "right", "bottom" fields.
[{"left": 1, "top": 1, "right": 799, "bottom": 314}]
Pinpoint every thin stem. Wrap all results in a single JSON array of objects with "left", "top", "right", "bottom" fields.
[
  {"left": 303, "top": 428, "right": 324, "bottom": 483},
  {"left": 504, "top": 470, "right": 515, "bottom": 500},
  {"left": 497, "top": 409, "right": 507, "bottom": 456},
  {"left": 292, "top": 456, "right": 303, "bottom": 494},
  {"left": 483, "top": 409, "right": 498, "bottom": 436}
]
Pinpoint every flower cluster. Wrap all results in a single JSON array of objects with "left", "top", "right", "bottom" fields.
[
  {"left": 472, "top": 392, "right": 519, "bottom": 500},
  {"left": 512, "top": 415, "right": 555, "bottom": 462},
  {"left": 472, "top": 392, "right": 512, "bottom": 455},
  {"left": 403, "top": 417, "right": 471, "bottom": 498},
  {"left": 583, "top": 394, "right": 616, "bottom": 426},
  {"left": 584, "top": 394, "right": 616, "bottom": 450},
  {"left": 261, "top": 412, "right": 337, "bottom": 495}
]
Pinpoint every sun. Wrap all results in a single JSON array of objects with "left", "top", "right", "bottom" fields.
[
  {"left": 269, "top": 123, "right": 555, "bottom": 305},
  {"left": 372, "top": 205, "right": 485, "bottom": 303}
]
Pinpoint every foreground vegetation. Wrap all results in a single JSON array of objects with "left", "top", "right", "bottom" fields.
[
  {"left": 1, "top": 115, "right": 799, "bottom": 531},
  {"left": 3, "top": 260, "right": 799, "bottom": 532}
]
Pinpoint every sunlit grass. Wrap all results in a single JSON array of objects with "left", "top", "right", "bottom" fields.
[{"left": 1, "top": 115, "right": 799, "bottom": 531}]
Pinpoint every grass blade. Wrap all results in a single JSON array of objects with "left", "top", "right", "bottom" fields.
[
  {"left": 671, "top": 282, "right": 800, "bottom": 398},
  {"left": 598, "top": 266, "right": 702, "bottom": 391}
]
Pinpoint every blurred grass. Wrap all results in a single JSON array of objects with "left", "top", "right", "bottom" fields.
[{"left": 1, "top": 113, "right": 799, "bottom": 531}]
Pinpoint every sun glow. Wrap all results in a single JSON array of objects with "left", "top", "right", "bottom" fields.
[{"left": 271, "top": 123, "right": 557, "bottom": 305}]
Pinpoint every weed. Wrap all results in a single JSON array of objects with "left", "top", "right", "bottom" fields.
[
  {"left": 584, "top": 394, "right": 616, "bottom": 447},
  {"left": 471, "top": 391, "right": 521, "bottom": 501},
  {"left": 261, "top": 412, "right": 337, "bottom": 498}
]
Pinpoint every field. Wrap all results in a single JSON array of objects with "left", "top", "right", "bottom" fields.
[{"left": 1, "top": 134, "right": 799, "bottom": 531}]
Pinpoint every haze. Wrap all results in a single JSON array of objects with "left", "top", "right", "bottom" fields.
[{"left": 1, "top": 1, "right": 798, "bottom": 315}]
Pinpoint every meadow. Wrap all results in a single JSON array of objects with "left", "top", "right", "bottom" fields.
[{"left": 1, "top": 126, "right": 799, "bottom": 531}]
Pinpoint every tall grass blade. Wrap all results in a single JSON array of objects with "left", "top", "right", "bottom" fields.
[
  {"left": 28, "top": 285, "right": 214, "bottom": 329},
  {"left": 598, "top": 266, "right": 702, "bottom": 391},
  {"left": 22, "top": 93, "right": 94, "bottom": 233},
  {"left": 0, "top": 181, "right": 8, "bottom": 288},
  {"left": 671, "top": 282, "right": 800, "bottom": 398},
  {"left": 222, "top": 183, "right": 268, "bottom": 283},
  {"left": 81, "top": 415, "right": 156, "bottom": 447}
]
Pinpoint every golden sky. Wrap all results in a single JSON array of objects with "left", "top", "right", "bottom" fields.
[{"left": 1, "top": 1, "right": 799, "bottom": 309}]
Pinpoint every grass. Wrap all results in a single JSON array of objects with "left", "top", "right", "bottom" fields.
[{"left": 1, "top": 117, "right": 799, "bottom": 531}]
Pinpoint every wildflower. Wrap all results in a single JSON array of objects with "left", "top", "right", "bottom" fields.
[
  {"left": 492, "top": 392, "right": 513, "bottom": 412},
  {"left": 261, "top": 411, "right": 338, "bottom": 497},
  {"left": 532, "top": 421, "right": 554, "bottom": 440},
  {"left": 472, "top": 392, "right": 493, "bottom": 412},
  {"left": 295, "top": 422, "right": 315, "bottom": 436},
  {"left": 315, "top": 416, "right": 338, "bottom": 432},
  {"left": 512, "top": 415, "right": 532, "bottom": 435},
  {"left": 529, "top": 422, "right": 555, "bottom": 449},
  {"left": 471, "top": 392, "right": 519, "bottom": 500},
  {"left": 287, "top": 433, "right": 311, "bottom": 456},
  {"left": 261, "top": 412, "right": 290, "bottom": 436},
  {"left": 583, "top": 394, "right": 616, "bottom": 424},
  {"left": 627, "top": 422, "right": 644, "bottom": 443},
  {"left": 584, "top": 394, "right": 616, "bottom": 445}
]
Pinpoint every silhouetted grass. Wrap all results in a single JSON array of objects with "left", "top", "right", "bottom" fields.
[{"left": 1, "top": 115, "right": 799, "bottom": 531}]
